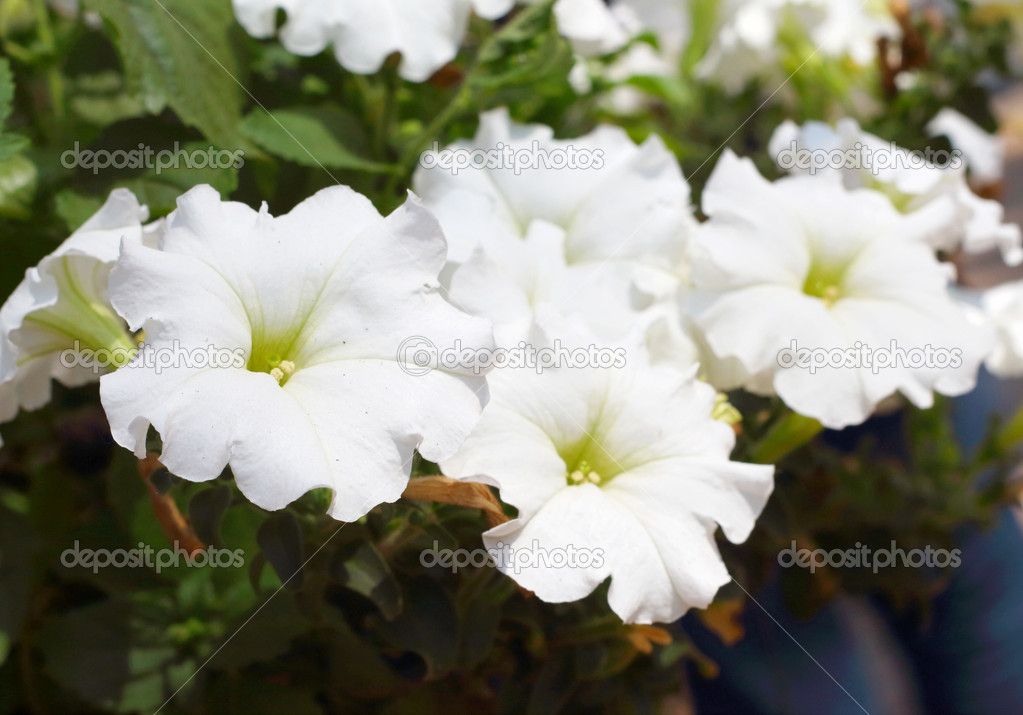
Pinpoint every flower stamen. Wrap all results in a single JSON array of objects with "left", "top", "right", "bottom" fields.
[{"left": 567, "top": 459, "right": 603, "bottom": 486}]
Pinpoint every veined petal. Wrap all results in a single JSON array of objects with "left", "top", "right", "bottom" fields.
[{"left": 102, "top": 185, "right": 493, "bottom": 522}]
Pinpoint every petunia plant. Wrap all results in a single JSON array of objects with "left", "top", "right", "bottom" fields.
[{"left": 2, "top": 0, "right": 1023, "bottom": 712}]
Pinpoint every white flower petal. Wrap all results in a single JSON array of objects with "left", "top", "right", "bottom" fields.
[
  {"left": 0, "top": 189, "right": 150, "bottom": 415},
  {"left": 444, "top": 360, "right": 773, "bottom": 623},
  {"left": 102, "top": 185, "right": 493, "bottom": 521}
]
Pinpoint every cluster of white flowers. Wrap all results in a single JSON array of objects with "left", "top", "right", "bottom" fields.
[
  {"left": 231, "top": 0, "right": 629, "bottom": 82},
  {"left": 769, "top": 116, "right": 1023, "bottom": 265},
  {"left": 6, "top": 0, "right": 1023, "bottom": 627},
  {"left": 7, "top": 99, "right": 1023, "bottom": 620},
  {"left": 697, "top": 0, "right": 899, "bottom": 93},
  {"left": 563, "top": 0, "right": 902, "bottom": 112},
  {"left": 229, "top": 0, "right": 899, "bottom": 98}
]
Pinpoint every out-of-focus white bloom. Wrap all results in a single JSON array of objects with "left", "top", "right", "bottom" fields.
[
  {"left": 0, "top": 340, "right": 16, "bottom": 447},
  {"left": 690, "top": 151, "right": 992, "bottom": 430},
  {"left": 0, "top": 189, "right": 159, "bottom": 416},
  {"left": 47, "top": 0, "right": 104, "bottom": 27},
  {"left": 769, "top": 118, "right": 1023, "bottom": 266},
  {"left": 414, "top": 108, "right": 695, "bottom": 351},
  {"left": 972, "top": 279, "right": 1023, "bottom": 378},
  {"left": 101, "top": 185, "right": 493, "bottom": 522},
  {"left": 571, "top": 0, "right": 688, "bottom": 112},
  {"left": 927, "top": 108, "right": 1006, "bottom": 186},
  {"left": 698, "top": 0, "right": 898, "bottom": 94},
  {"left": 442, "top": 354, "right": 774, "bottom": 624},
  {"left": 232, "top": 0, "right": 627, "bottom": 82},
  {"left": 543, "top": 0, "right": 630, "bottom": 56},
  {"left": 232, "top": 0, "right": 510, "bottom": 82}
]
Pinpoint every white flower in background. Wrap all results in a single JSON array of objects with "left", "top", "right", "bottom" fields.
[
  {"left": 232, "top": 0, "right": 511, "bottom": 82},
  {"left": 927, "top": 108, "right": 1006, "bottom": 186},
  {"left": 441, "top": 356, "right": 774, "bottom": 624},
  {"left": 769, "top": 118, "right": 1023, "bottom": 266},
  {"left": 0, "top": 341, "right": 16, "bottom": 447},
  {"left": 0, "top": 189, "right": 159, "bottom": 416},
  {"left": 414, "top": 108, "right": 695, "bottom": 348},
  {"left": 100, "top": 185, "right": 493, "bottom": 522},
  {"left": 577, "top": 0, "right": 689, "bottom": 113},
  {"left": 689, "top": 151, "right": 993, "bottom": 430},
  {"left": 698, "top": 0, "right": 898, "bottom": 94},
  {"left": 232, "top": 0, "right": 626, "bottom": 82},
  {"left": 971, "top": 279, "right": 1023, "bottom": 378},
  {"left": 543, "top": 0, "right": 630, "bottom": 56}
]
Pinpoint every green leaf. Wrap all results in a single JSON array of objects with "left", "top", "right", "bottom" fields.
[
  {"left": 0, "top": 133, "right": 27, "bottom": 162},
  {"left": 54, "top": 189, "right": 104, "bottom": 232},
  {"left": 82, "top": 0, "right": 247, "bottom": 150},
  {"left": 189, "top": 485, "right": 233, "bottom": 547},
  {"left": 256, "top": 512, "right": 306, "bottom": 590},
  {"left": 377, "top": 576, "right": 459, "bottom": 676},
  {"left": 207, "top": 592, "right": 306, "bottom": 669},
  {"left": 38, "top": 600, "right": 132, "bottom": 708},
  {"left": 0, "top": 505, "right": 39, "bottom": 666},
  {"left": 0, "top": 58, "right": 15, "bottom": 129},
  {"left": 240, "top": 106, "right": 397, "bottom": 173},
  {"left": 330, "top": 540, "right": 403, "bottom": 620},
  {"left": 69, "top": 71, "right": 148, "bottom": 127}
]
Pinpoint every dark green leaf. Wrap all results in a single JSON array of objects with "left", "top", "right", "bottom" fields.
[
  {"left": 240, "top": 106, "right": 396, "bottom": 173},
  {"left": 256, "top": 512, "right": 305, "bottom": 590},
  {"left": 82, "top": 0, "right": 247, "bottom": 150},
  {"left": 330, "top": 540, "right": 403, "bottom": 620}
]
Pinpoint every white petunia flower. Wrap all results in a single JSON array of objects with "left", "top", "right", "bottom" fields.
[
  {"left": 414, "top": 108, "right": 695, "bottom": 349},
  {"left": 769, "top": 118, "right": 1023, "bottom": 266},
  {"left": 232, "top": 0, "right": 511, "bottom": 82},
  {"left": 543, "top": 0, "right": 630, "bottom": 56},
  {"left": 0, "top": 189, "right": 159, "bottom": 416},
  {"left": 231, "top": 0, "right": 625, "bottom": 83},
  {"left": 972, "top": 279, "right": 1023, "bottom": 378},
  {"left": 100, "top": 185, "right": 493, "bottom": 522},
  {"left": 574, "top": 0, "right": 688, "bottom": 113},
  {"left": 689, "top": 150, "right": 993, "bottom": 430},
  {"left": 698, "top": 0, "right": 898, "bottom": 94},
  {"left": 927, "top": 107, "right": 1007, "bottom": 186},
  {"left": 441, "top": 357, "right": 774, "bottom": 624}
]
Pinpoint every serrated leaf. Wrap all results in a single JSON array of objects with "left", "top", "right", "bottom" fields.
[
  {"left": 82, "top": 0, "right": 246, "bottom": 150},
  {"left": 240, "top": 106, "right": 396, "bottom": 173}
]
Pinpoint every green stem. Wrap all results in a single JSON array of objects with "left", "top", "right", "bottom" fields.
[
  {"left": 384, "top": 1, "right": 555, "bottom": 197},
  {"left": 749, "top": 411, "right": 823, "bottom": 465},
  {"left": 33, "top": 0, "right": 64, "bottom": 120}
]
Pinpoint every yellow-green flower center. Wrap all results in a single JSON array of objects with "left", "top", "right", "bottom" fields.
[
  {"left": 559, "top": 435, "right": 623, "bottom": 487},
  {"left": 802, "top": 261, "right": 847, "bottom": 308}
]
